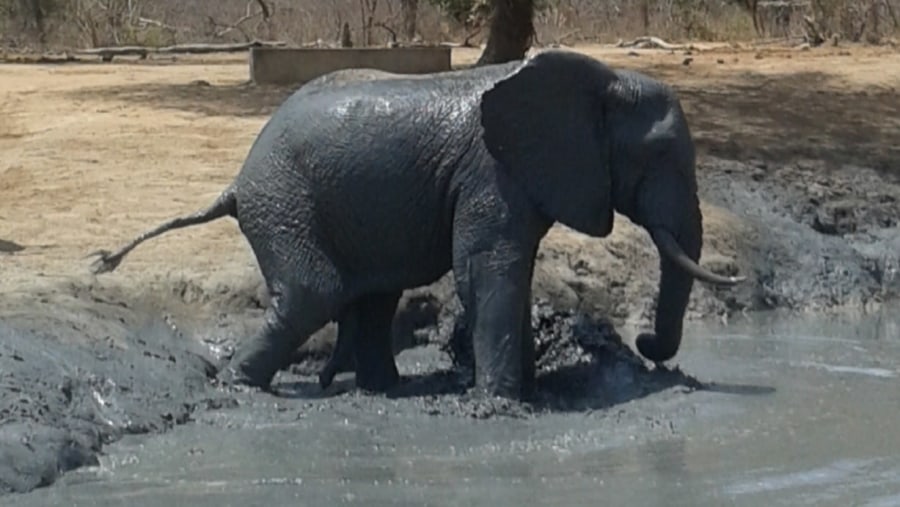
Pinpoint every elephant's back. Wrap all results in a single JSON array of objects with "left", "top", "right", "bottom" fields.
[
  {"left": 230, "top": 64, "right": 510, "bottom": 291},
  {"left": 236, "top": 61, "right": 511, "bottom": 190}
]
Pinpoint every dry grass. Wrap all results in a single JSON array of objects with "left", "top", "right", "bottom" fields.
[{"left": 2, "top": 0, "right": 898, "bottom": 52}]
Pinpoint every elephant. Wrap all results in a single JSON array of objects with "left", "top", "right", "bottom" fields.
[
  {"left": 305, "top": 68, "right": 456, "bottom": 390},
  {"left": 89, "top": 49, "right": 744, "bottom": 400}
]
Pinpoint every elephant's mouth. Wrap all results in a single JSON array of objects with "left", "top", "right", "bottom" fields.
[{"left": 650, "top": 228, "right": 744, "bottom": 286}]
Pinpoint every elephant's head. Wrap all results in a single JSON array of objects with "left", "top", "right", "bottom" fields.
[{"left": 479, "top": 50, "right": 743, "bottom": 363}]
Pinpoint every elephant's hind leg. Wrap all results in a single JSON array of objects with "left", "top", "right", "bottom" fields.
[
  {"left": 318, "top": 306, "right": 357, "bottom": 389},
  {"left": 320, "top": 292, "right": 401, "bottom": 391},
  {"left": 222, "top": 281, "right": 341, "bottom": 391},
  {"left": 351, "top": 291, "right": 402, "bottom": 392}
]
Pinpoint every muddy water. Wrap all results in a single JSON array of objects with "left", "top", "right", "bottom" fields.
[{"left": 9, "top": 308, "right": 900, "bottom": 507}]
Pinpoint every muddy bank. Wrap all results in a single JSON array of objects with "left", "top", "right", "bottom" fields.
[
  {"left": 698, "top": 157, "right": 900, "bottom": 312},
  {"left": 10, "top": 307, "right": 900, "bottom": 507},
  {"left": 0, "top": 307, "right": 228, "bottom": 494},
  {"left": 0, "top": 286, "right": 698, "bottom": 495}
]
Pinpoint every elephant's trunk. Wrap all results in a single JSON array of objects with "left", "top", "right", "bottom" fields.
[
  {"left": 636, "top": 230, "right": 696, "bottom": 362},
  {"left": 636, "top": 203, "right": 741, "bottom": 362}
]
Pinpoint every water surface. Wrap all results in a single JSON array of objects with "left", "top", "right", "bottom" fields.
[{"left": 10, "top": 308, "right": 900, "bottom": 507}]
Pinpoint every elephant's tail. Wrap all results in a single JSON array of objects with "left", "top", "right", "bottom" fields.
[{"left": 87, "top": 186, "right": 238, "bottom": 275}]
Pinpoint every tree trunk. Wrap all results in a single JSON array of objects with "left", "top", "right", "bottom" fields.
[
  {"left": 31, "top": 0, "right": 46, "bottom": 43},
  {"left": 341, "top": 21, "right": 353, "bottom": 47},
  {"left": 400, "top": 0, "right": 418, "bottom": 41},
  {"left": 641, "top": 0, "right": 650, "bottom": 33},
  {"left": 476, "top": 0, "right": 535, "bottom": 66}
]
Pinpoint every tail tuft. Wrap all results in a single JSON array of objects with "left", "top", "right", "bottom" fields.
[
  {"left": 86, "top": 186, "right": 236, "bottom": 275},
  {"left": 85, "top": 249, "right": 125, "bottom": 274}
]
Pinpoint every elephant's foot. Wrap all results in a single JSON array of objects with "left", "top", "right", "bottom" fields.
[
  {"left": 353, "top": 325, "right": 401, "bottom": 392},
  {"left": 473, "top": 369, "right": 527, "bottom": 400},
  {"left": 318, "top": 357, "right": 343, "bottom": 390},
  {"left": 227, "top": 289, "right": 334, "bottom": 392},
  {"left": 218, "top": 348, "right": 282, "bottom": 391},
  {"left": 472, "top": 330, "right": 529, "bottom": 400},
  {"left": 355, "top": 361, "right": 400, "bottom": 392},
  {"left": 320, "top": 302, "right": 360, "bottom": 390},
  {"left": 318, "top": 342, "right": 355, "bottom": 389}
]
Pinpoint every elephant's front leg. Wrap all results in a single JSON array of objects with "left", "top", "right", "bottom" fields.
[{"left": 459, "top": 251, "right": 535, "bottom": 399}]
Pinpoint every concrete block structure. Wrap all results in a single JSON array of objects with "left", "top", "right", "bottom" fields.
[{"left": 249, "top": 47, "right": 453, "bottom": 85}]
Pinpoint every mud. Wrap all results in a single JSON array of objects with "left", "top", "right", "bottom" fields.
[
  {"left": 697, "top": 157, "right": 900, "bottom": 313},
  {"left": 6, "top": 306, "right": 900, "bottom": 506},
  {"left": 0, "top": 308, "right": 225, "bottom": 494},
  {"left": 0, "top": 291, "right": 701, "bottom": 495}
]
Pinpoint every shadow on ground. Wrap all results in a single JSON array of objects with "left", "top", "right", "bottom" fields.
[
  {"left": 64, "top": 80, "right": 297, "bottom": 118},
  {"left": 0, "top": 239, "right": 25, "bottom": 253},
  {"left": 670, "top": 70, "right": 900, "bottom": 176},
  {"left": 63, "top": 66, "right": 900, "bottom": 178}
]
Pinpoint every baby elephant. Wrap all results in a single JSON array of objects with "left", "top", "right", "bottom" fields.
[{"left": 90, "top": 49, "right": 743, "bottom": 400}]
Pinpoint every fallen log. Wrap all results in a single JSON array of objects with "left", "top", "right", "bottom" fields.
[
  {"left": 614, "top": 36, "right": 693, "bottom": 51},
  {"left": 0, "top": 53, "right": 81, "bottom": 64},
  {"left": 75, "top": 40, "right": 287, "bottom": 62}
]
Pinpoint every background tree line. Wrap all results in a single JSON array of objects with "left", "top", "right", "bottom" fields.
[{"left": 1, "top": 0, "right": 898, "bottom": 59}]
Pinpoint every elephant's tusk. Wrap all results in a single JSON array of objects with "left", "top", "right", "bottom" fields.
[{"left": 651, "top": 228, "right": 745, "bottom": 286}]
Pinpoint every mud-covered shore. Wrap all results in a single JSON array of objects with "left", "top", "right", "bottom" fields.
[{"left": 2, "top": 153, "right": 898, "bottom": 495}]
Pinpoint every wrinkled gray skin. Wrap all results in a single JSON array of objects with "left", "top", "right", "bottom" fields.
[
  {"left": 286, "top": 68, "right": 427, "bottom": 390},
  {"left": 89, "top": 50, "right": 743, "bottom": 399},
  {"left": 303, "top": 68, "right": 452, "bottom": 390}
]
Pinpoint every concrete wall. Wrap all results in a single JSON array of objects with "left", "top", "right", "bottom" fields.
[{"left": 250, "top": 47, "right": 453, "bottom": 86}]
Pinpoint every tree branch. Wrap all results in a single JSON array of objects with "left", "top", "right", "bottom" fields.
[
  {"left": 135, "top": 16, "right": 177, "bottom": 32},
  {"left": 209, "top": 0, "right": 270, "bottom": 39},
  {"left": 254, "top": 0, "right": 271, "bottom": 19},
  {"left": 375, "top": 22, "right": 398, "bottom": 45}
]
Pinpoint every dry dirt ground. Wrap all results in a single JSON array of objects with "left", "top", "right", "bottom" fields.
[
  {"left": 2, "top": 44, "right": 900, "bottom": 318},
  {"left": 1, "top": 43, "right": 900, "bottom": 494}
]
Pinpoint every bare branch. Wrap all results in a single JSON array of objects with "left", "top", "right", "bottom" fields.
[
  {"left": 208, "top": 0, "right": 270, "bottom": 39},
  {"left": 136, "top": 16, "right": 177, "bottom": 32},
  {"left": 254, "top": 0, "right": 271, "bottom": 19},
  {"left": 375, "top": 21, "right": 398, "bottom": 45}
]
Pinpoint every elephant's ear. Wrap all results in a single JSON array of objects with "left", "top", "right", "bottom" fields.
[{"left": 480, "top": 50, "right": 614, "bottom": 236}]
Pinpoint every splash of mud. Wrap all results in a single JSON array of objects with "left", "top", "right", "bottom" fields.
[{"left": 288, "top": 299, "right": 699, "bottom": 419}]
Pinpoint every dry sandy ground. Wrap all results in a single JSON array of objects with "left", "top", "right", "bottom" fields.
[{"left": 2, "top": 43, "right": 899, "bottom": 321}]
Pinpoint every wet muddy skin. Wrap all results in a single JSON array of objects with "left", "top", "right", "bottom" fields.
[{"left": 5, "top": 303, "right": 899, "bottom": 507}]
